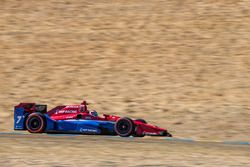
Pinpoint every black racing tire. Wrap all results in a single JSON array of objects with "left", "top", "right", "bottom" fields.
[
  {"left": 25, "top": 112, "right": 46, "bottom": 133},
  {"left": 135, "top": 119, "right": 147, "bottom": 124},
  {"left": 115, "top": 117, "right": 135, "bottom": 137}
]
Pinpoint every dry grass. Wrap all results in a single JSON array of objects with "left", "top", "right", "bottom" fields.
[{"left": 0, "top": 0, "right": 250, "bottom": 140}]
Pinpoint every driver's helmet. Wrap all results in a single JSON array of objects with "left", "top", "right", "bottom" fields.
[{"left": 90, "top": 110, "right": 98, "bottom": 117}]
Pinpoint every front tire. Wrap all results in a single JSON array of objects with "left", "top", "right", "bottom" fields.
[
  {"left": 115, "top": 117, "right": 135, "bottom": 137},
  {"left": 25, "top": 113, "right": 46, "bottom": 133}
]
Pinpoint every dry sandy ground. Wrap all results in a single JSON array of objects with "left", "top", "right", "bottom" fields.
[
  {"left": 0, "top": 134, "right": 249, "bottom": 167},
  {"left": 0, "top": 0, "right": 250, "bottom": 141}
]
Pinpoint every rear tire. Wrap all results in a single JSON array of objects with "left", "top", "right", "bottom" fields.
[
  {"left": 25, "top": 113, "right": 46, "bottom": 133},
  {"left": 115, "top": 117, "right": 135, "bottom": 137}
]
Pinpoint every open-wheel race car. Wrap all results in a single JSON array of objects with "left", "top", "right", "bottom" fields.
[{"left": 14, "top": 100, "right": 172, "bottom": 137}]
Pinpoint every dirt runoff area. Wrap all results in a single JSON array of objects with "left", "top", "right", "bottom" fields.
[
  {"left": 0, "top": 0, "right": 250, "bottom": 141},
  {"left": 0, "top": 134, "right": 249, "bottom": 167}
]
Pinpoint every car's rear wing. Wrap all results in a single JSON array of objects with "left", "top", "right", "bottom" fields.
[{"left": 14, "top": 103, "right": 47, "bottom": 130}]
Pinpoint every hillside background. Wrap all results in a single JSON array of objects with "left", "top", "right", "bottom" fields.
[{"left": 1, "top": 0, "right": 250, "bottom": 140}]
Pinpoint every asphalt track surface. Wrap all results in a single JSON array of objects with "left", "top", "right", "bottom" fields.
[{"left": 0, "top": 132, "right": 249, "bottom": 167}]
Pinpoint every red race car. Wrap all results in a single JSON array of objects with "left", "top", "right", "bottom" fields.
[{"left": 14, "top": 100, "right": 172, "bottom": 137}]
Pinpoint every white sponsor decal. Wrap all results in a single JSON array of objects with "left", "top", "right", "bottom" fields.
[
  {"left": 80, "top": 128, "right": 97, "bottom": 133},
  {"left": 145, "top": 132, "right": 158, "bottom": 135},
  {"left": 85, "top": 116, "right": 92, "bottom": 120},
  {"left": 65, "top": 106, "right": 79, "bottom": 108},
  {"left": 58, "top": 110, "right": 78, "bottom": 114}
]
